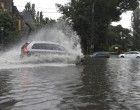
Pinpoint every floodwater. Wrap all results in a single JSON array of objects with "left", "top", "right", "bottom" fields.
[{"left": 0, "top": 57, "right": 140, "bottom": 110}]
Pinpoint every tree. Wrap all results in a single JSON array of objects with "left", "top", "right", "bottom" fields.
[
  {"left": 131, "top": 5, "right": 140, "bottom": 50},
  {"left": 24, "top": 2, "right": 56, "bottom": 28},
  {"left": 46, "top": 18, "right": 56, "bottom": 26},
  {"left": 106, "top": 25, "right": 132, "bottom": 51},
  {"left": 24, "top": 2, "right": 31, "bottom": 12},
  {"left": 0, "top": 12, "right": 18, "bottom": 45},
  {"left": 40, "top": 11, "right": 43, "bottom": 24},
  {"left": 36, "top": 11, "right": 40, "bottom": 23},
  {"left": 57, "top": 0, "right": 139, "bottom": 54},
  {"left": 31, "top": 4, "right": 36, "bottom": 20},
  {"left": 24, "top": 2, "right": 36, "bottom": 20},
  {"left": 35, "top": 11, "right": 56, "bottom": 26}
]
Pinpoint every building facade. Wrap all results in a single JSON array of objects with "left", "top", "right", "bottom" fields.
[
  {"left": 0, "top": 0, "right": 13, "bottom": 12},
  {"left": 0, "top": 0, "right": 22, "bottom": 31}
]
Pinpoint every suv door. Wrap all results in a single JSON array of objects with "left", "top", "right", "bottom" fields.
[
  {"left": 49, "top": 44, "right": 66, "bottom": 54},
  {"left": 30, "top": 43, "right": 66, "bottom": 56},
  {"left": 31, "top": 43, "right": 54, "bottom": 56}
]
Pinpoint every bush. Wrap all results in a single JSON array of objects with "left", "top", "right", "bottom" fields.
[{"left": 109, "top": 44, "right": 122, "bottom": 53}]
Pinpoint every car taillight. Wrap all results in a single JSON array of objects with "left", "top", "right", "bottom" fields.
[{"left": 23, "top": 47, "right": 28, "bottom": 53}]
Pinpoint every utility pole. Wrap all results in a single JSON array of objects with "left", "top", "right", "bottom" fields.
[
  {"left": 91, "top": 0, "right": 95, "bottom": 53},
  {"left": 0, "top": 27, "right": 4, "bottom": 52}
]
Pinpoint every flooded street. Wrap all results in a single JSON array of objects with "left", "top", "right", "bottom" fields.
[{"left": 0, "top": 58, "right": 140, "bottom": 110}]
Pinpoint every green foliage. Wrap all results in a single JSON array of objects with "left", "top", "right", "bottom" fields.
[
  {"left": 39, "top": 11, "right": 43, "bottom": 24},
  {"left": 31, "top": 4, "right": 36, "bottom": 20},
  {"left": 25, "top": 2, "right": 31, "bottom": 11},
  {"left": 131, "top": 5, "right": 140, "bottom": 50},
  {"left": 0, "top": 12, "right": 19, "bottom": 44},
  {"left": 0, "top": 12, "right": 16, "bottom": 31},
  {"left": 24, "top": 2, "right": 36, "bottom": 20},
  {"left": 57, "top": 0, "right": 139, "bottom": 55},
  {"left": 109, "top": 44, "right": 121, "bottom": 52},
  {"left": 24, "top": 2, "right": 56, "bottom": 28},
  {"left": 106, "top": 25, "right": 132, "bottom": 47},
  {"left": 36, "top": 11, "right": 40, "bottom": 23}
]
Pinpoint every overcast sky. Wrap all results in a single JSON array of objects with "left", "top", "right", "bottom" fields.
[
  {"left": 14, "top": 0, "right": 69, "bottom": 19},
  {"left": 112, "top": 11, "right": 132, "bottom": 29},
  {"left": 14, "top": 0, "right": 132, "bottom": 29}
]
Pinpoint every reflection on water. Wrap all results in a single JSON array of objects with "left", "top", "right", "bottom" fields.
[{"left": 1, "top": 58, "right": 140, "bottom": 110}]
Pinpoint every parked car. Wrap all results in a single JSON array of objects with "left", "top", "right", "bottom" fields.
[
  {"left": 90, "top": 52, "right": 110, "bottom": 58},
  {"left": 118, "top": 51, "right": 140, "bottom": 58},
  {"left": 20, "top": 41, "right": 67, "bottom": 58}
]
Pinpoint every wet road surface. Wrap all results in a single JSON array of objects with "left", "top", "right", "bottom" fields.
[{"left": 0, "top": 58, "right": 140, "bottom": 110}]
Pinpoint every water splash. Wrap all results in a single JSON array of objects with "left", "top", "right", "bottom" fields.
[
  {"left": 28, "top": 26, "right": 82, "bottom": 56},
  {"left": 0, "top": 22, "right": 82, "bottom": 64}
]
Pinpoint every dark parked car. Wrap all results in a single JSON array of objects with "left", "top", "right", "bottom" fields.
[
  {"left": 90, "top": 52, "right": 110, "bottom": 58},
  {"left": 20, "top": 41, "right": 67, "bottom": 58}
]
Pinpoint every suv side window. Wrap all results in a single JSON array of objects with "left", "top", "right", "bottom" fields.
[
  {"left": 32, "top": 43, "right": 65, "bottom": 51},
  {"left": 32, "top": 43, "right": 52, "bottom": 50},
  {"left": 51, "top": 44, "right": 65, "bottom": 51},
  {"left": 32, "top": 43, "right": 43, "bottom": 49},
  {"left": 131, "top": 52, "right": 139, "bottom": 54},
  {"left": 125, "top": 52, "right": 131, "bottom": 54}
]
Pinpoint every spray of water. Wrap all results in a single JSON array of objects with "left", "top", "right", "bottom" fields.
[{"left": 0, "top": 22, "right": 82, "bottom": 64}]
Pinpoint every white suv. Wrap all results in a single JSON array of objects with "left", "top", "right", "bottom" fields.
[{"left": 20, "top": 41, "right": 67, "bottom": 58}]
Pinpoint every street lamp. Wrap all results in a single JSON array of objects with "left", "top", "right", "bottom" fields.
[{"left": 0, "top": 27, "right": 4, "bottom": 52}]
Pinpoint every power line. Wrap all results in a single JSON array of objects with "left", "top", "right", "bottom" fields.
[
  {"left": 18, "top": 9, "right": 59, "bottom": 13},
  {"left": 43, "top": 12, "right": 59, "bottom": 13},
  {"left": 36, "top": 7, "right": 56, "bottom": 10},
  {"left": 16, "top": 5, "right": 60, "bottom": 14},
  {"left": 16, "top": 5, "right": 56, "bottom": 10}
]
